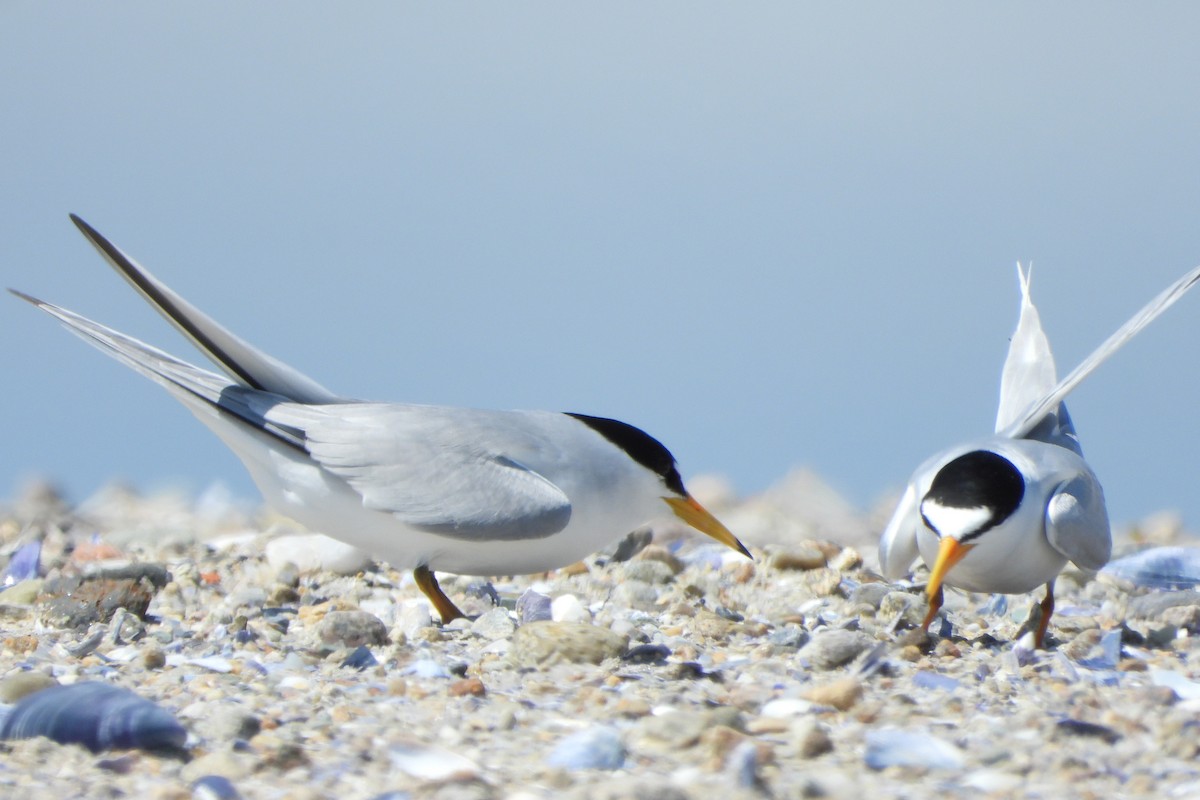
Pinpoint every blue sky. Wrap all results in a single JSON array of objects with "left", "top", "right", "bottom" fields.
[{"left": 4, "top": 4, "right": 1200, "bottom": 533}]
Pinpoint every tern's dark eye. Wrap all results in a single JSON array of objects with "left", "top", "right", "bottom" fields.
[{"left": 565, "top": 412, "right": 685, "bottom": 495}]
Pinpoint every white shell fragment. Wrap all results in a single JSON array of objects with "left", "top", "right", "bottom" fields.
[
  {"left": 389, "top": 742, "right": 479, "bottom": 780},
  {"left": 864, "top": 727, "right": 965, "bottom": 770}
]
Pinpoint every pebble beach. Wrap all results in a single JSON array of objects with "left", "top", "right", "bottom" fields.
[{"left": 2, "top": 470, "right": 1199, "bottom": 800}]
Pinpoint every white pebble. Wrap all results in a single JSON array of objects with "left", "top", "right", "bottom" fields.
[
  {"left": 390, "top": 742, "right": 478, "bottom": 780},
  {"left": 551, "top": 594, "right": 591, "bottom": 624}
]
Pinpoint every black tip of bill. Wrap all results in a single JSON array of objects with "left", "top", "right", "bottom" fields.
[{"left": 665, "top": 494, "right": 752, "bottom": 560}]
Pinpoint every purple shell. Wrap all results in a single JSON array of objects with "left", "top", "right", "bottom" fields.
[
  {"left": 0, "top": 682, "right": 187, "bottom": 753},
  {"left": 2, "top": 540, "right": 42, "bottom": 585}
]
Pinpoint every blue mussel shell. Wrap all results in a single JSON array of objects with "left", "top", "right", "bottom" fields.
[{"left": 0, "top": 681, "right": 187, "bottom": 753}]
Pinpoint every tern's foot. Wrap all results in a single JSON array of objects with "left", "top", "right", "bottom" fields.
[{"left": 413, "top": 565, "right": 467, "bottom": 624}]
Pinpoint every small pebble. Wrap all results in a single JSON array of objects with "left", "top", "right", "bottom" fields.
[
  {"left": 547, "top": 726, "right": 625, "bottom": 771},
  {"left": 794, "top": 718, "right": 834, "bottom": 758},
  {"left": 318, "top": 610, "right": 389, "bottom": 648},
  {"left": 1055, "top": 719, "right": 1121, "bottom": 744},
  {"left": 449, "top": 677, "right": 486, "bottom": 697},
  {"left": 802, "top": 676, "right": 863, "bottom": 711},
  {"left": 550, "top": 594, "right": 591, "bottom": 624},
  {"left": 0, "top": 672, "right": 57, "bottom": 703},
  {"left": 1126, "top": 590, "right": 1200, "bottom": 620},
  {"left": 622, "top": 643, "right": 670, "bottom": 665},
  {"left": 470, "top": 607, "right": 516, "bottom": 640},
  {"left": 798, "top": 629, "right": 874, "bottom": 670},
  {"left": 515, "top": 589, "right": 552, "bottom": 625},
  {"left": 621, "top": 560, "right": 676, "bottom": 585},
  {"left": 510, "top": 622, "right": 628, "bottom": 667},
  {"left": 769, "top": 547, "right": 827, "bottom": 572},
  {"left": 341, "top": 645, "right": 379, "bottom": 671}
]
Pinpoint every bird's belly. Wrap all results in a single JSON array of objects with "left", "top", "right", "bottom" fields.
[{"left": 916, "top": 526, "right": 1067, "bottom": 595}]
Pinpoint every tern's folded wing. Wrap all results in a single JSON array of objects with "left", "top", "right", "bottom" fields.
[
  {"left": 878, "top": 481, "right": 923, "bottom": 580},
  {"left": 268, "top": 404, "right": 574, "bottom": 542},
  {"left": 1045, "top": 474, "right": 1112, "bottom": 571}
]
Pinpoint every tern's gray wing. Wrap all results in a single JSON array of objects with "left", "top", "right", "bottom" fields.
[
  {"left": 1045, "top": 473, "right": 1112, "bottom": 570},
  {"left": 69, "top": 215, "right": 341, "bottom": 404},
  {"left": 999, "top": 264, "right": 1200, "bottom": 441},
  {"left": 12, "top": 292, "right": 305, "bottom": 442},
  {"left": 878, "top": 480, "right": 923, "bottom": 580},
  {"left": 267, "top": 404, "right": 574, "bottom": 541}
]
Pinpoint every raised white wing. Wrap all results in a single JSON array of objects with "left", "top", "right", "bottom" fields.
[
  {"left": 996, "top": 263, "right": 1058, "bottom": 432},
  {"left": 69, "top": 215, "right": 341, "bottom": 404},
  {"left": 995, "top": 263, "right": 1080, "bottom": 452},
  {"left": 1000, "top": 264, "right": 1200, "bottom": 441},
  {"left": 1045, "top": 473, "right": 1112, "bottom": 570}
]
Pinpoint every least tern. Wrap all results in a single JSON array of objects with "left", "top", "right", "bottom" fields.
[
  {"left": 14, "top": 215, "right": 750, "bottom": 622},
  {"left": 879, "top": 263, "right": 1200, "bottom": 646}
]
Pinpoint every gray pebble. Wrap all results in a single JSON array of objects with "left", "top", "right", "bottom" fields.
[
  {"left": 797, "top": 629, "right": 874, "bottom": 670},
  {"left": 848, "top": 582, "right": 891, "bottom": 609},
  {"left": 767, "top": 625, "right": 810, "bottom": 649},
  {"left": 563, "top": 782, "right": 691, "bottom": 800},
  {"left": 274, "top": 561, "right": 301, "bottom": 588},
  {"left": 612, "top": 581, "right": 659, "bottom": 610},
  {"left": 547, "top": 725, "right": 625, "bottom": 770},
  {"left": 728, "top": 739, "right": 764, "bottom": 789},
  {"left": 621, "top": 560, "right": 676, "bottom": 585},
  {"left": 317, "top": 609, "right": 389, "bottom": 648},
  {"left": 633, "top": 707, "right": 741, "bottom": 749},
  {"left": 793, "top": 718, "right": 834, "bottom": 758},
  {"left": 879, "top": 591, "right": 926, "bottom": 627},
  {"left": 470, "top": 607, "right": 515, "bottom": 640}
]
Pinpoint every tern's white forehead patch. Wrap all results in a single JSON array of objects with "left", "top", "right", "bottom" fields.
[{"left": 920, "top": 499, "right": 991, "bottom": 538}]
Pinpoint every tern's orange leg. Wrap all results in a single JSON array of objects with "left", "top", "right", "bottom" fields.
[
  {"left": 1034, "top": 581, "right": 1056, "bottom": 649},
  {"left": 414, "top": 565, "right": 465, "bottom": 624},
  {"left": 921, "top": 585, "right": 945, "bottom": 632}
]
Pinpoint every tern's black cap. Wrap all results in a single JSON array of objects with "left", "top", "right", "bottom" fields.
[
  {"left": 565, "top": 413, "right": 687, "bottom": 497},
  {"left": 922, "top": 450, "right": 1025, "bottom": 541}
]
